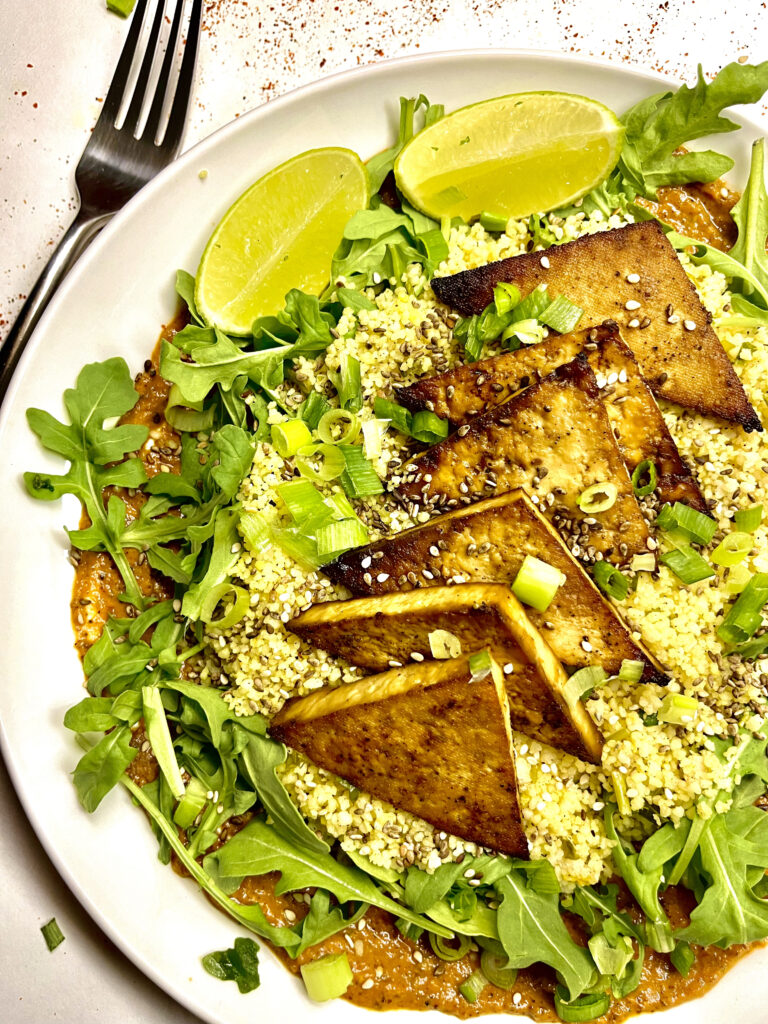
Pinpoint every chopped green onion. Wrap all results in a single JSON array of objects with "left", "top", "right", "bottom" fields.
[
  {"left": 578, "top": 482, "right": 617, "bottom": 514},
  {"left": 362, "top": 418, "right": 389, "bottom": 460},
  {"left": 458, "top": 969, "right": 488, "bottom": 1004},
  {"left": 731, "top": 632, "right": 768, "bottom": 659},
  {"left": 329, "top": 354, "right": 362, "bottom": 412},
  {"left": 564, "top": 666, "right": 607, "bottom": 706},
  {"left": 646, "top": 919, "right": 675, "bottom": 954},
  {"left": 631, "top": 459, "right": 658, "bottom": 497},
  {"left": 429, "top": 629, "right": 462, "bottom": 659},
  {"left": 107, "top": 0, "right": 138, "bottom": 16},
  {"left": 655, "top": 503, "right": 677, "bottom": 532},
  {"left": 593, "top": 560, "right": 630, "bottom": 600},
  {"left": 295, "top": 443, "right": 346, "bottom": 482},
  {"left": 275, "top": 479, "right": 328, "bottom": 523},
  {"left": 394, "top": 918, "right": 424, "bottom": 943},
  {"left": 657, "top": 502, "right": 717, "bottom": 546},
  {"left": 539, "top": 294, "right": 584, "bottom": 333},
  {"left": 173, "top": 775, "right": 208, "bottom": 829},
  {"left": 717, "top": 572, "right": 768, "bottom": 644},
  {"left": 373, "top": 396, "right": 413, "bottom": 435},
  {"left": 512, "top": 283, "right": 550, "bottom": 322},
  {"left": 142, "top": 686, "right": 185, "bottom": 800},
  {"left": 300, "top": 953, "right": 353, "bottom": 1002},
  {"left": 724, "top": 562, "right": 752, "bottom": 595},
  {"left": 511, "top": 554, "right": 566, "bottom": 612},
  {"left": 239, "top": 510, "right": 271, "bottom": 553},
  {"left": 735, "top": 504, "right": 763, "bottom": 532},
  {"left": 605, "top": 727, "right": 631, "bottom": 743},
  {"left": 271, "top": 419, "right": 312, "bottom": 457},
  {"left": 610, "top": 769, "right": 631, "bottom": 816},
  {"left": 318, "top": 409, "right": 361, "bottom": 445},
  {"left": 199, "top": 582, "right": 249, "bottom": 629},
  {"left": 711, "top": 531, "right": 753, "bottom": 567},
  {"left": 165, "top": 384, "right": 215, "bottom": 433},
  {"left": 300, "top": 390, "right": 333, "bottom": 430},
  {"left": 316, "top": 518, "right": 370, "bottom": 561},
  {"left": 618, "top": 659, "right": 645, "bottom": 682},
  {"left": 469, "top": 649, "right": 493, "bottom": 681},
  {"left": 338, "top": 445, "right": 384, "bottom": 497},
  {"left": 323, "top": 491, "right": 357, "bottom": 520},
  {"left": 429, "top": 933, "right": 472, "bottom": 962},
  {"left": 670, "top": 941, "right": 695, "bottom": 978},
  {"left": 411, "top": 410, "right": 450, "bottom": 443},
  {"left": 659, "top": 545, "right": 714, "bottom": 585},
  {"left": 480, "top": 211, "right": 510, "bottom": 233},
  {"left": 554, "top": 986, "right": 611, "bottom": 1023},
  {"left": 41, "top": 918, "right": 65, "bottom": 952},
  {"left": 493, "top": 281, "right": 521, "bottom": 314},
  {"left": 269, "top": 525, "right": 324, "bottom": 570},
  {"left": 479, "top": 949, "right": 517, "bottom": 990},
  {"left": 501, "top": 318, "right": 546, "bottom": 349},
  {"left": 630, "top": 552, "right": 657, "bottom": 572},
  {"left": 658, "top": 693, "right": 700, "bottom": 726}
]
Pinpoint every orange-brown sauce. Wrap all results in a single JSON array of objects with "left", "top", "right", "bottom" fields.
[{"left": 69, "top": 185, "right": 762, "bottom": 1019}]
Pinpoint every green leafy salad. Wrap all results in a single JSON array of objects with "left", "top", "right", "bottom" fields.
[{"left": 24, "top": 60, "right": 768, "bottom": 1021}]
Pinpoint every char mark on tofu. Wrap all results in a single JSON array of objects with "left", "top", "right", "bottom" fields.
[
  {"left": 270, "top": 655, "right": 530, "bottom": 858},
  {"left": 396, "top": 321, "right": 708, "bottom": 512},
  {"left": 323, "top": 489, "right": 666, "bottom": 683},
  {"left": 396, "top": 357, "right": 650, "bottom": 566},
  {"left": 431, "top": 221, "right": 761, "bottom": 432},
  {"left": 289, "top": 582, "right": 604, "bottom": 763}
]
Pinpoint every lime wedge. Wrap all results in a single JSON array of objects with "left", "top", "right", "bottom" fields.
[
  {"left": 394, "top": 92, "right": 624, "bottom": 221},
  {"left": 195, "top": 148, "right": 368, "bottom": 335}
]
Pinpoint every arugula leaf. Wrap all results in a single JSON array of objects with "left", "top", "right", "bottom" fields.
[
  {"left": 366, "top": 94, "right": 444, "bottom": 195},
  {"left": 175, "top": 269, "right": 204, "bottom": 326},
  {"left": 63, "top": 696, "right": 121, "bottom": 733},
  {"left": 25, "top": 358, "right": 149, "bottom": 607},
  {"left": 666, "top": 229, "right": 768, "bottom": 310},
  {"left": 72, "top": 725, "right": 138, "bottom": 811},
  {"left": 160, "top": 331, "right": 286, "bottom": 404},
  {"left": 276, "top": 289, "right": 336, "bottom": 358},
  {"left": 729, "top": 139, "right": 768, "bottom": 302},
  {"left": 202, "top": 936, "right": 261, "bottom": 993},
  {"left": 203, "top": 817, "right": 451, "bottom": 937},
  {"left": 404, "top": 860, "right": 470, "bottom": 913},
  {"left": 181, "top": 506, "right": 241, "bottom": 620},
  {"left": 495, "top": 865, "right": 595, "bottom": 1000},
  {"left": 208, "top": 425, "right": 256, "bottom": 499},
  {"left": 292, "top": 890, "right": 367, "bottom": 956}
]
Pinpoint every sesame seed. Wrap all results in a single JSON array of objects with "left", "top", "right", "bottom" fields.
[
  {"left": 625, "top": 299, "right": 641, "bottom": 311},
  {"left": 377, "top": 573, "right": 390, "bottom": 583},
  {"left": 628, "top": 318, "right": 640, "bottom": 328},
  {"left": 540, "top": 255, "right": 550, "bottom": 269},
  {"left": 361, "top": 556, "right": 372, "bottom": 569},
  {"left": 411, "top": 652, "right": 425, "bottom": 662},
  {"left": 626, "top": 273, "right": 640, "bottom": 283},
  {"left": 684, "top": 319, "right": 696, "bottom": 331}
]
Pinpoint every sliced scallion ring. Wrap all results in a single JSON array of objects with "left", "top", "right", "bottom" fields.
[
  {"left": 300, "top": 953, "right": 353, "bottom": 1002},
  {"left": 564, "top": 665, "right": 607, "bottom": 706},
  {"left": 554, "top": 986, "right": 611, "bottom": 1023},
  {"left": 199, "top": 582, "right": 250, "bottom": 629},
  {"left": 618, "top": 659, "right": 645, "bottom": 682},
  {"left": 318, "top": 409, "right": 361, "bottom": 445},
  {"left": 479, "top": 949, "right": 517, "bottom": 990},
  {"left": 658, "top": 693, "right": 700, "bottom": 726},
  {"left": 295, "top": 443, "right": 346, "bottom": 482},
  {"left": 271, "top": 419, "right": 313, "bottom": 457},
  {"left": 458, "top": 969, "right": 488, "bottom": 1004},
  {"left": 429, "top": 933, "right": 472, "bottom": 962},
  {"left": 592, "top": 560, "right": 629, "bottom": 600},
  {"left": 711, "top": 531, "right": 753, "bottom": 567},
  {"left": 165, "top": 384, "right": 215, "bottom": 432},
  {"left": 512, "top": 554, "right": 566, "bottom": 611},
  {"left": 578, "top": 481, "right": 618, "bottom": 514},
  {"left": 735, "top": 504, "right": 763, "bottom": 532},
  {"left": 631, "top": 458, "right": 658, "bottom": 497}
]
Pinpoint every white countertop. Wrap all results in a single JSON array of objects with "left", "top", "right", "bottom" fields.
[{"left": 1, "top": 1, "right": 767, "bottom": 1020}]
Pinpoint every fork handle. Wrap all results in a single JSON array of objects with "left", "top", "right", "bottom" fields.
[{"left": 0, "top": 209, "right": 111, "bottom": 401}]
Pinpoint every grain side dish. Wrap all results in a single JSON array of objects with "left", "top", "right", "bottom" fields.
[{"left": 25, "top": 61, "right": 768, "bottom": 1021}]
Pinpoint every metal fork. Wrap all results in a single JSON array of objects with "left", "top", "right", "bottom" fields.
[{"left": 0, "top": 0, "right": 202, "bottom": 398}]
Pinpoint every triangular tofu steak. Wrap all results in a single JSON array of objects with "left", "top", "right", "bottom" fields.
[
  {"left": 270, "top": 655, "right": 529, "bottom": 857},
  {"left": 395, "top": 322, "right": 707, "bottom": 512},
  {"left": 397, "top": 357, "right": 651, "bottom": 565},
  {"left": 431, "top": 220, "right": 760, "bottom": 431},
  {"left": 289, "top": 583, "right": 603, "bottom": 762},
  {"left": 323, "top": 489, "right": 665, "bottom": 682}
]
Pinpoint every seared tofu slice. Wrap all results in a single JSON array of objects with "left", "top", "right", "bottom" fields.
[
  {"left": 289, "top": 583, "right": 603, "bottom": 762},
  {"left": 397, "top": 357, "right": 650, "bottom": 565},
  {"left": 323, "top": 489, "right": 665, "bottom": 682},
  {"left": 270, "top": 655, "right": 529, "bottom": 857},
  {"left": 396, "top": 322, "right": 707, "bottom": 512},
  {"left": 431, "top": 221, "right": 761, "bottom": 431}
]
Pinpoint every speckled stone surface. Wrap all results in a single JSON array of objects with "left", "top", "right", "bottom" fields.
[{"left": 0, "top": 1, "right": 767, "bottom": 1021}]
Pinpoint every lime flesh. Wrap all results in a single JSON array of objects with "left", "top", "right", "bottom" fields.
[
  {"left": 195, "top": 148, "right": 368, "bottom": 336},
  {"left": 394, "top": 91, "right": 624, "bottom": 222}
]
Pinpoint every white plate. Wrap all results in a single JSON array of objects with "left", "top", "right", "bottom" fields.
[{"left": 1, "top": 49, "right": 766, "bottom": 1024}]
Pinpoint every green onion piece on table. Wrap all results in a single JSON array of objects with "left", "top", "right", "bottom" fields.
[
  {"left": 657, "top": 502, "right": 717, "bottom": 546},
  {"left": 724, "top": 562, "right": 752, "bottom": 595},
  {"left": 411, "top": 410, "right": 450, "bottom": 443},
  {"left": 458, "top": 969, "right": 489, "bottom": 1004},
  {"left": 502, "top": 318, "right": 545, "bottom": 349},
  {"left": 610, "top": 769, "right": 631, "bottom": 816},
  {"left": 554, "top": 985, "right": 611, "bottom": 1023},
  {"left": 658, "top": 693, "right": 700, "bottom": 726},
  {"left": 338, "top": 445, "right": 384, "bottom": 497},
  {"left": 199, "top": 582, "right": 250, "bottom": 629},
  {"left": 41, "top": 918, "right": 65, "bottom": 952},
  {"left": 711, "top": 531, "right": 752, "bottom": 567},
  {"left": 735, "top": 504, "right": 763, "bottom": 532},
  {"left": 271, "top": 419, "right": 312, "bottom": 457},
  {"left": 618, "top": 659, "right": 645, "bottom": 682},
  {"left": 300, "top": 953, "right": 354, "bottom": 1002},
  {"left": 539, "top": 294, "right": 584, "bottom": 333},
  {"left": 373, "top": 396, "right": 413, "bottom": 435},
  {"left": 300, "top": 391, "right": 332, "bottom": 430},
  {"left": 316, "top": 518, "right": 370, "bottom": 561},
  {"left": 275, "top": 479, "right": 329, "bottom": 522},
  {"left": 106, "top": 0, "right": 138, "bottom": 16},
  {"left": 239, "top": 510, "right": 271, "bottom": 553},
  {"left": 318, "top": 409, "right": 361, "bottom": 445},
  {"left": 578, "top": 482, "right": 617, "bottom": 514},
  {"left": 512, "top": 555, "right": 566, "bottom": 611},
  {"left": 480, "top": 211, "right": 510, "bottom": 232},
  {"left": 592, "top": 560, "right": 629, "bottom": 600},
  {"left": 631, "top": 459, "right": 658, "bottom": 497},
  {"left": 362, "top": 418, "right": 389, "bottom": 460},
  {"left": 429, "top": 933, "right": 472, "bottom": 962},
  {"left": 295, "top": 443, "right": 346, "bottom": 482},
  {"left": 564, "top": 666, "right": 607, "bottom": 706},
  {"left": 479, "top": 949, "right": 518, "bottom": 990},
  {"left": 717, "top": 572, "right": 768, "bottom": 644},
  {"left": 469, "top": 649, "right": 493, "bottom": 681},
  {"left": 658, "top": 545, "right": 714, "bottom": 585},
  {"left": 493, "top": 281, "right": 521, "bottom": 313}
]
